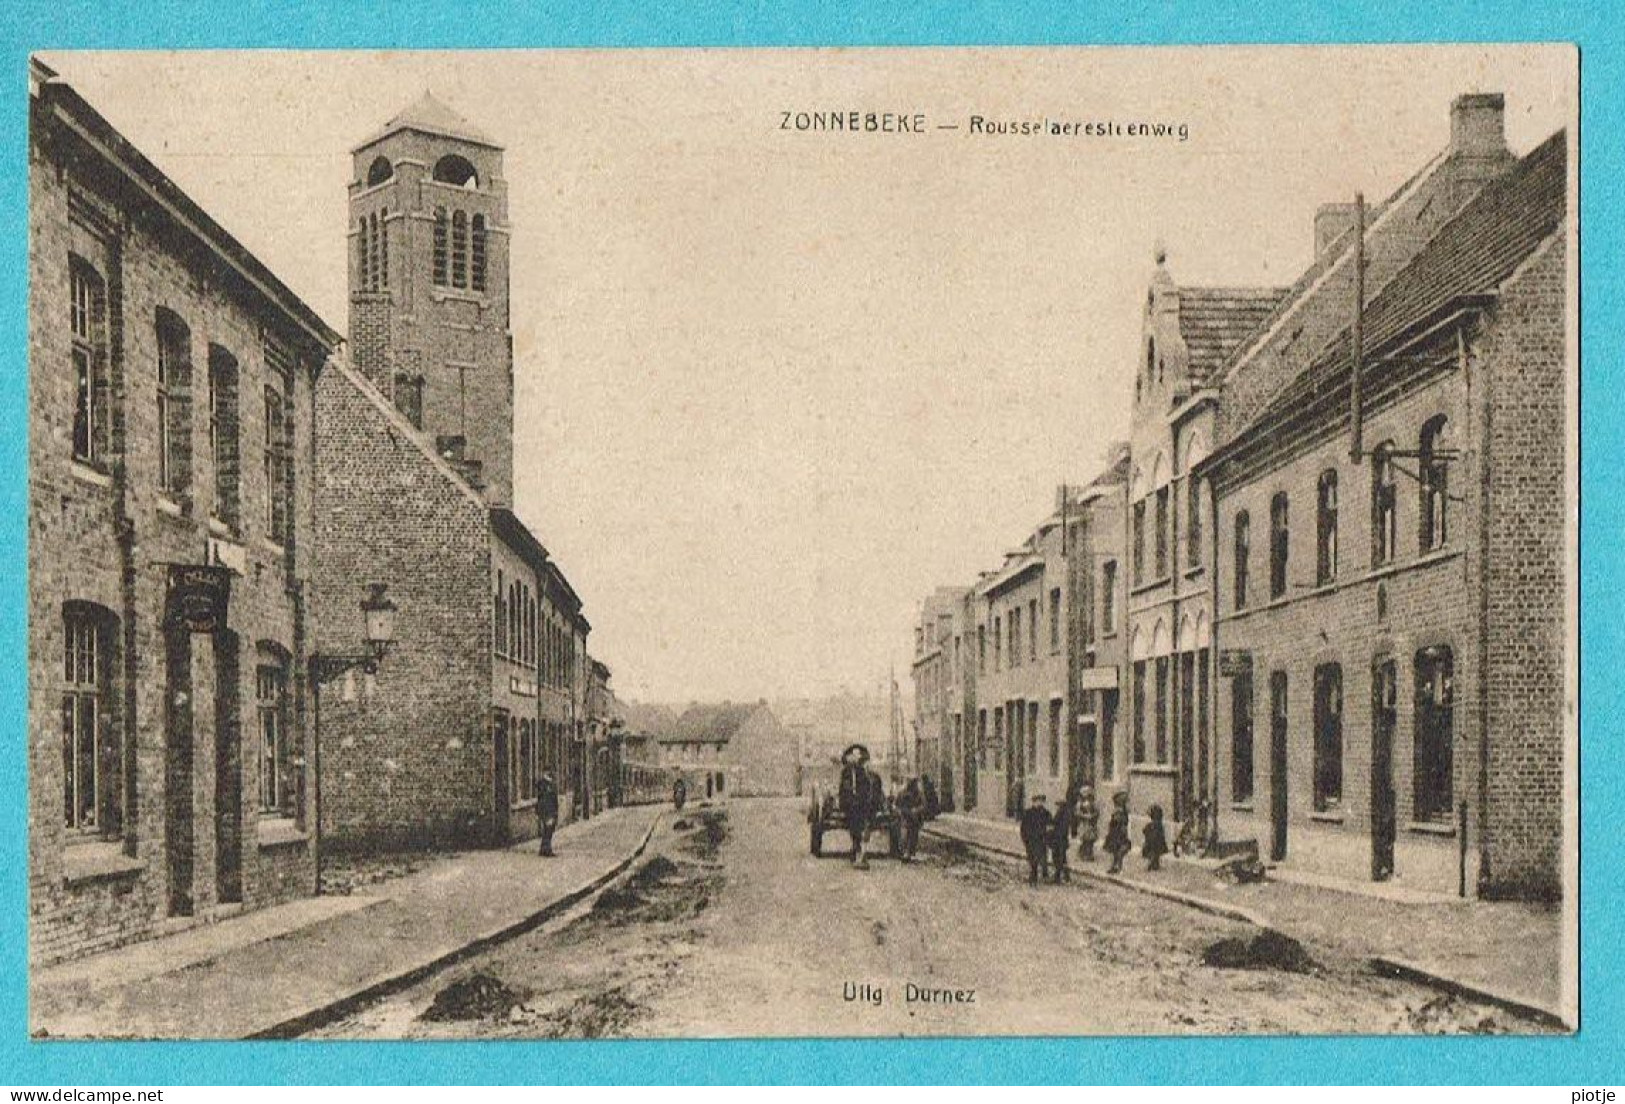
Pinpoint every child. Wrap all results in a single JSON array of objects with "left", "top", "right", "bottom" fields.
[
  {"left": 1076, "top": 784, "right": 1100, "bottom": 862},
  {"left": 1143, "top": 803, "right": 1169, "bottom": 871},
  {"left": 1103, "top": 790, "right": 1131, "bottom": 874}
]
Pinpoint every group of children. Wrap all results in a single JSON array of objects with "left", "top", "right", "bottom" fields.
[{"left": 1017, "top": 785, "right": 1168, "bottom": 884}]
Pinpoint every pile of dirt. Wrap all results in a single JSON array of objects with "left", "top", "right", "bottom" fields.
[
  {"left": 419, "top": 971, "right": 526, "bottom": 1022},
  {"left": 680, "top": 809, "right": 730, "bottom": 859},
  {"left": 591, "top": 854, "right": 715, "bottom": 925},
  {"left": 1201, "top": 929, "right": 1318, "bottom": 974},
  {"left": 671, "top": 818, "right": 693, "bottom": 830},
  {"left": 1406, "top": 993, "right": 1510, "bottom": 1035},
  {"left": 537, "top": 985, "right": 644, "bottom": 1039}
]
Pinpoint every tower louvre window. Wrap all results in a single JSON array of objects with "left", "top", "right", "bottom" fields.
[
  {"left": 471, "top": 214, "right": 487, "bottom": 292},
  {"left": 378, "top": 208, "right": 388, "bottom": 289},
  {"left": 451, "top": 210, "right": 468, "bottom": 289},
  {"left": 432, "top": 207, "right": 449, "bottom": 287}
]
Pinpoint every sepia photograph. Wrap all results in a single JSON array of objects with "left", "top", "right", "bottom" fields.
[{"left": 24, "top": 44, "right": 1577, "bottom": 1042}]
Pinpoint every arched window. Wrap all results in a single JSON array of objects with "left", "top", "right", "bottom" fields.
[
  {"left": 1419, "top": 415, "right": 1449, "bottom": 552},
  {"left": 1312, "top": 663, "right": 1343, "bottom": 811},
  {"left": 1233, "top": 510, "right": 1250, "bottom": 610},
  {"left": 451, "top": 210, "right": 468, "bottom": 289},
  {"left": 1316, "top": 469, "right": 1338, "bottom": 585},
  {"left": 432, "top": 207, "right": 449, "bottom": 287},
  {"left": 1269, "top": 492, "right": 1289, "bottom": 600},
  {"left": 1414, "top": 645, "right": 1454, "bottom": 821},
  {"left": 62, "top": 602, "right": 120, "bottom": 836},
  {"left": 433, "top": 154, "right": 479, "bottom": 189},
  {"left": 69, "top": 256, "right": 109, "bottom": 466},
  {"left": 471, "top": 214, "right": 487, "bottom": 292},
  {"left": 1371, "top": 441, "right": 1397, "bottom": 566},
  {"left": 366, "top": 155, "right": 393, "bottom": 187},
  {"left": 155, "top": 309, "right": 192, "bottom": 500}
]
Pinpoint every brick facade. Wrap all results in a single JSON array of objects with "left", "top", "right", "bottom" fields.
[{"left": 29, "top": 68, "right": 336, "bottom": 965}]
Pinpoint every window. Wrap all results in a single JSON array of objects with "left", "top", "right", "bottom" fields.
[
  {"left": 1414, "top": 645, "right": 1455, "bottom": 821},
  {"left": 155, "top": 310, "right": 191, "bottom": 500},
  {"left": 1372, "top": 442, "right": 1397, "bottom": 566},
  {"left": 1231, "top": 669, "right": 1254, "bottom": 802},
  {"left": 1187, "top": 477, "right": 1203, "bottom": 570},
  {"left": 1101, "top": 561, "right": 1117, "bottom": 634},
  {"left": 1048, "top": 699, "right": 1062, "bottom": 776},
  {"left": 62, "top": 605, "right": 117, "bottom": 835},
  {"left": 208, "top": 347, "right": 240, "bottom": 530},
  {"left": 263, "top": 377, "right": 290, "bottom": 545},
  {"left": 494, "top": 570, "right": 506, "bottom": 659},
  {"left": 366, "top": 155, "right": 393, "bottom": 187},
  {"left": 471, "top": 214, "right": 488, "bottom": 292},
  {"left": 519, "top": 720, "right": 535, "bottom": 801},
  {"left": 1101, "top": 690, "right": 1118, "bottom": 781},
  {"left": 1028, "top": 598, "right": 1038, "bottom": 661},
  {"left": 69, "top": 258, "right": 109, "bottom": 467},
  {"left": 394, "top": 373, "right": 424, "bottom": 429},
  {"left": 1154, "top": 655, "right": 1170, "bottom": 763},
  {"left": 1027, "top": 701, "right": 1040, "bottom": 773},
  {"left": 993, "top": 708, "right": 1004, "bottom": 772},
  {"left": 1132, "top": 660, "right": 1147, "bottom": 762},
  {"left": 1009, "top": 608, "right": 1022, "bottom": 668},
  {"left": 977, "top": 710, "right": 988, "bottom": 769},
  {"left": 257, "top": 659, "right": 293, "bottom": 816},
  {"left": 432, "top": 154, "right": 478, "bottom": 188},
  {"left": 1419, "top": 416, "right": 1449, "bottom": 552},
  {"left": 432, "top": 207, "right": 449, "bottom": 286},
  {"left": 1132, "top": 500, "right": 1146, "bottom": 585},
  {"left": 993, "top": 616, "right": 1002, "bottom": 670},
  {"left": 451, "top": 210, "right": 469, "bottom": 289},
  {"left": 1234, "top": 511, "right": 1250, "bottom": 609},
  {"left": 1049, "top": 588, "right": 1061, "bottom": 654},
  {"left": 1269, "top": 492, "right": 1289, "bottom": 600},
  {"left": 1316, "top": 470, "right": 1338, "bottom": 586},
  {"left": 977, "top": 624, "right": 986, "bottom": 674},
  {"left": 1154, "top": 486, "right": 1170, "bottom": 579},
  {"left": 1312, "top": 663, "right": 1343, "bottom": 811}
]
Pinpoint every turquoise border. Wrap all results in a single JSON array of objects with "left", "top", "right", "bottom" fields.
[{"left": 2, "top": 0, "right": 1615, "bottom": 1085}]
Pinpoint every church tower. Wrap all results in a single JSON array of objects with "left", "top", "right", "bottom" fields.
[{"left": 348, "top": 93, "right": 513, "bottom": 505}]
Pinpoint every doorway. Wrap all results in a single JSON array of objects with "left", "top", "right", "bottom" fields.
[
  {"left": 1269, "top": 670, "right": 1288, "bottom": 862},
  {"left": 1371, "top": 660, "right": 1397, "bottom": 880},
  {"left": 164, "top": 630, "right": 195, "bottom": 918},
  {"left": 213, "top": 631, "right": 243, "bottom": 905}
]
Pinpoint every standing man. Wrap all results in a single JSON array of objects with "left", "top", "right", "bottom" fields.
[
  {"left": 673, "top": 775, "right": 688, "bottom": 812},
  {"left": 1019, "top": 794, "right": 1053, "bottom": 885},
  {"left": 897, "top": 777, "right": 926, "bottom": 863},
  {"left": 839, "top": 744, "right": 874, "bottom": 870},
  {"left": 1049, "top": 792, "right": 1074, "bottom": 884},
  {"left": 537, "top": 770, "right": 560, "bottom": 857}
]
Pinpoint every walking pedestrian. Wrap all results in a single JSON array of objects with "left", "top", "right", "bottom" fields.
[
  {"left": 1076, "top": 784, "right": 1100, "bottom": 862},
  {"left": 839, "top": 744, "right": 874, "bottom": 870},
  {"left": 537, "top": 770, "right": 560, "bottom": 857},
  {"left": 897, "top": 776, "right": 926, "bottom": 862},
  {"left": 1049, "top": 792, "right": 1074, "bottom": 883},
  {"left": 1019, "top": 794, "right": 1053, "bottom": 884},
  {"left": 921, "top": 773, "right": 941, "bottom": 821},
  {"left": 1104, "top": 790, "right": 1131, "bottom": 874},
  {"left": 1143, "top": 803, "right": 1169, "bottom": 871},
  {"left": 672, "top": 775, "right": 687, "bottom": 812}
]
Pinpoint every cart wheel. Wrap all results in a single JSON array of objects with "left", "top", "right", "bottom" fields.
[{"left": 811, "top": 822, "right": 823, "bottom": 857}]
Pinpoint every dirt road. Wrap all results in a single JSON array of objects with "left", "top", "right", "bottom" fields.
[{"left": 312, "top": 797, "right": 1546, "bottom": 1038}]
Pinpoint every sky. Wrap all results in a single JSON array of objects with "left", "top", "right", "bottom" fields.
[{"left": 39, "top": 46, "right": 1574, "bottom": 703}]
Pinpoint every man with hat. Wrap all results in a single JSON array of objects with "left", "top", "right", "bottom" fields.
[
  {"left": 1019, "top": 793, "right": 1053, "bottom": 884},
  {"left": 838, "top": 744, "right": 875, "bottom": 869},
  {"left": 537, "top": 770, "right": 560, "bottom": 857}
]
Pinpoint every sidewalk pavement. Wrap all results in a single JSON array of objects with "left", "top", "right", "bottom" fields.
[
  {"left": 926, "top": 811, "right": 1569, "bottom": 1027},
  {"left": 31, "top": 805, "right": 663, "bottom": 1040}
]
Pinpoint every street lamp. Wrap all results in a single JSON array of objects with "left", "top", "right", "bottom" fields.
[{"left": 308, "top": 583, "right": 400, "bottom": 893}]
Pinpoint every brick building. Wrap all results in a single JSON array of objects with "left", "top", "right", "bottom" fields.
[
  {"left": 655, "top": 702, "right": 797, "bottom": 798},
  {"left": 1064, "top": 449, "right": 1130, "bottom": 804},
  {"left": 312, "top": 93, "right": 593, "bottom": 850},
  {"left": 1122, "top": 261, "right": 1285, "bottom": 829},
  {"left": 909, "top": 586, "right": 969, "bottom": 810},
  {"left": 1204, "top": 114, "right": 1568, "bottom": 899},
  {"left": 28, "top": 63, "right": 340, "bottom": 964}
]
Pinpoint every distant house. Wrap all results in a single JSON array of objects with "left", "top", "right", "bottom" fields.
[{"left": 656, "top": 702, "right": 796, "bottom": 798}]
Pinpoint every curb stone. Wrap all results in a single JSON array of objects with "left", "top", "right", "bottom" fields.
[{"left": 247, "top": 810, "right": 662, "bottom": 1039}]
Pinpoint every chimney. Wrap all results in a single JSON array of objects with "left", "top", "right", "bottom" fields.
[
  {"left": 1449, "top": 92, "right": 1507, "bottom": 157},
  {"left": 1313, "top": 202, "right": 1357, "bottom": 261}
]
